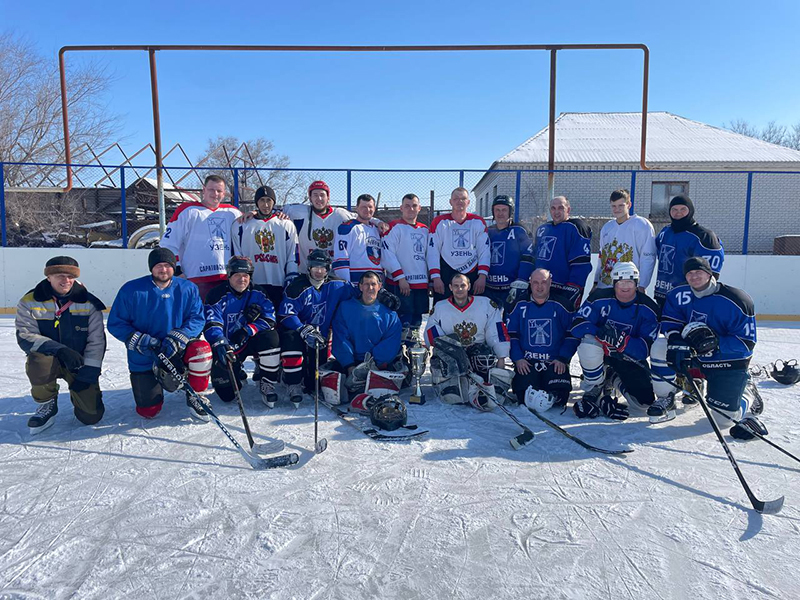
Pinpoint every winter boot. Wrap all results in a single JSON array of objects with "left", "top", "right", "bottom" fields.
[{"left": 28, "top": 398, "right": 58, "bottom": 434}]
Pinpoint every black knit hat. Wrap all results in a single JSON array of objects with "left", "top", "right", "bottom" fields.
[
  {"left": 44, "top": 256, "right": 80, "bottom": 278},
  {"left": 669, "top": 194, "right": 695, "bottom": 218},
  {"left": 148, "top": 247, "right": 177, "bottom": 272},
  {"left": 683, "top": 256, "right": 713, "bottom": 277},
  {"left": 254, "top": 185, "right": 276, "bottom": 204}
]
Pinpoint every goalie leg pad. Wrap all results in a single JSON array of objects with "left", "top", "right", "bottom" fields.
[
  {"left": 650, "top": 336, "right": 678, "bottom": 399},
  {"left": 183, "top": 339, "right": 212, "bottom": 392},
  {"left": 365, "top": 368, "right": 407, "bottom": 398},
  {"left": 320, "top": 369, "right": 345, "bottom": 406}
]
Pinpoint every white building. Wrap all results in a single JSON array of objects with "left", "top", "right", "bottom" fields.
[{"left": 472, "top": 112, "right": 800, "bottom": 254}]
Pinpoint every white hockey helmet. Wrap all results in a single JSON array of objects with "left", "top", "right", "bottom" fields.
[
  {"left": 611, "top": 261, "right": 639, "bottom": 284},
  {"left": 524, "top": 387, "right": 555, "bottom": 412}
]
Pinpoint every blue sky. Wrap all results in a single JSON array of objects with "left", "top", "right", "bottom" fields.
[{"left": 2, "top": 0, "right": 799, "bottom": 169}]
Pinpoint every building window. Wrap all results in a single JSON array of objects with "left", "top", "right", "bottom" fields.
[
  {"left": 651, "top": 182, "right": 689, "bottom": 217},
  {"left": 493, "top": 185, "right": 497, "bottom": 199}
]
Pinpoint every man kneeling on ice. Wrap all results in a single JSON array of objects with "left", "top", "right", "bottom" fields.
[{"left": 424, "top": 273, "right": 511, "bottom": 410}]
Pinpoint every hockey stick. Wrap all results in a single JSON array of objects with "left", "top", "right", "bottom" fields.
[
  {"left": 468, "top": 373, "right": 534, "bottom": 450},
  {"left": 157, "top": 353, "right": 299, "bottom": 470},
  {"left": 226, "top": 357, "right": 285, "bottom": 455},
  {"left": 314, "top": 348, "right": 328, "bottom": 453},
  {"left": 620, "top": 353, "right": 800, "bottom": 466}
]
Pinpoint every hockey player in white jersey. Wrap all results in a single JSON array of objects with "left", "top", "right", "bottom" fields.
[
  {"left": 428, "top": 187, "right": 491, "bottom": 304},
  {"left": 231, "top": 185, "right": 299, "bottom": 309},
  {"left": 424, "top": 273, "right": 510, "bottom": 410},
  {"left": 160, "top": 174, "right": 242, "bottom": 300},
  {"left": 333, "top": 194, "right": 383, "bottom": 285}
]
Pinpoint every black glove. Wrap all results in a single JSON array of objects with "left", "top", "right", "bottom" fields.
[
  {"left": 212, "top": 339, "right": 234, "bottom": 365},
  {"left": 599, "top": 395, "right": 629, "bottom": 421},
  {"left": 71, "top": 365, "right": 100, "bottom": 392},
  {"left": 377, "top": 288, "right": 401, "bottom": 312},
  {"left": 244, "top": 304, "right": 262, "bottom": 323},
  {"left": 573, "top": 396, "right": 600, "bottom": 419},
  {"left": 160, "top": 329, "right": 190, "bottom": 361},
  {"left": 230, "top": 326, "right": 253, "bottom": 348},
  {"left": 299, "top": 324, "right": 326, "bottom": 349},
  {"left": 666, "top": 338, "right": 694, "bottom": 374},
  {"left": 56, "top": 347, "right": 84, "bottom": 373},
  {"left": 682, "top": 322, "right": 719, "bottom": 356},
  {"left": 596, "top": 323, "right": 629, "bottom": 355},
  {"left": 553, "top": 282, "right": 582, "bottom": 310},
  {"left": 127, "top": 331, "right": 159, "bottom": 356}
]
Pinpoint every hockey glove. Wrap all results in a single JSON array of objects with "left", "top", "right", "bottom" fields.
[
  {"left": 127, "top": 331, "right": 159, "bottom": 357},
  {"left": 56, "top": 346, "right": 84, "bottom": 373},
  {"left": 553, "top": 282, "right": 583, "bottom": 311},
  {"left": 160, "top": 329, "right": 190, "bottom": 361},
  {"left": 244, "top": 303, "right": 263, "bottom": 323},
  {"left": 377, "top": 288, "right": 401, "bottom": 312},
  {"left": 505, "top": 280, "right": 529, "bottom": 307},
  {"left": 666, "top": 338, "right": 694, "bottom": 374},
  {"left": 599, "top": 395, "right": 629, "bottom": 421},
  {"left": 230, "top": 325, "right": 255, "bottom": 348},
  {"left": 596, "top": 323, "right": 629, "bottom": 355},
  {"left": 299, "top": 324, "right": 327, "bottom": 349},
  {"left": 70, "top": 365, "right": 100, "bottom": 393},
  {"left": 573, "top": 396, "right": 601, "bottom": 419},
  {"left": 212, "top": 338, "right": 234, "bottom": 365},
  {"left": 682, "top": 322, "right": 719, "bottom": 356}
]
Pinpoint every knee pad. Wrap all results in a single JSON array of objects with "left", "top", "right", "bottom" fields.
[
  {"left": 578, "top": 337, "right": 605, "bottom": 389},
  {"left": 183, "top": 339, "right": 212, "bottom": 392}
]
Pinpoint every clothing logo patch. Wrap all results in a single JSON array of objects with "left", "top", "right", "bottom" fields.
[
  {"left": 226, "top": 312, "right": 244, "bottom": 331},
  {"left": 313, "top": 227, "right": 334, "bottom": 249},
  {"left": 311, "top": 303, "right": 326, "bottom": 326},
  {"left": 538, "top": 236, "right": 557, "bottom": 261},
  {"left": 453, "top": 320, "right": 478, "bottom": 346},
  {"left": 491, "top": 242, "right": 505, "bottom": 266},
  {"left": 453, "top": 228, "right": 470, "bottom": 249},
  {"left": 527, "top": 319, "right": 551, "bottom": 346},
  {"left": 255, "top": 229, "right": 276, "bottom": 252},
  {"left": 659, "top": 244, "right": 675, "bottom": 275},
  {"left": 689, "top": 310, "right": 708, "bottom": 324},
  {"left": 411, "top": 232, "right": 425, "bottom": 254},
  {"left": 367, "top": 236, "right": 381, "bottom": 265},
  {"left": 606, "top": 319, "right": 633, "bottom": 335},
  {"left": 207, "top": 216, "right": 227, "bottom": 240}
]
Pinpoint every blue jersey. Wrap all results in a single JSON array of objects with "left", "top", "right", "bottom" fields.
[
  {"left": 654, "top": 224, "right": 724, "bottom": 301},
  {"left": 487, "top": 224, "right": 533, "bottom": 290},
  {"left": 278, "top": 275, "right": 355, "bottom": 337},
  {"left": 519, "top": 218, "right": 592, "bottom": 289},
  {"left": 108, "top": 275, "right": 205, "bottom": 372},
  {"left": 203, "top": 283, "right": 276, "bottom": 347},
  {"left": 505, "top": 295, "right": 578, "bottom": 363},
  {"left": 332, "top": 298, "right": 402, "bottom": 368},
  {"left": 571, "top": 289, "right": 660, "bottom": 362},
  {"left": 661, "top": 282, "right": 755, "bottom": 370}
]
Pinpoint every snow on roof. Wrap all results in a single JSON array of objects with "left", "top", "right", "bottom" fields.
[
  {"left": 137, "top": 177, "right": 201, "bottom": 202},
  {"left": 496, "top": 112, "right": 800, "bottom": 165}
]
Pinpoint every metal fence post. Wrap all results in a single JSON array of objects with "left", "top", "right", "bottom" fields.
[
  {"left": 742, "top": 172, "right": 753, "bottom": 255},
  {"left": 459, "top": 170, "right": 464, "bottom": 188},
  {"left": 120, "top": 166, "right": 127, "bottom": 248},
  {"left": 0, "top": 162, "right": 5, "bottom": 247},
  {"left": 347, "top": 170, "right": 352, "bottom": 210},
  {"left": 233, "top": 168, "right": 240, "bottom": 207},
  {"left": 514, "top": 170, "right": 521, "bottom": 222},
  {"left": 629, "top": 170, "right": 637, "bottom": 212}
]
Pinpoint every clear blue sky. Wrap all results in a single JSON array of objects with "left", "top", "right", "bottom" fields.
[{"left": 3, "top": 0, "right": 799, "bottom": 169}]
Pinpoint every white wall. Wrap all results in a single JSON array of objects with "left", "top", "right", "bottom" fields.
[{"left": 1, "top": 248, "right": 798, "bottom": 317}]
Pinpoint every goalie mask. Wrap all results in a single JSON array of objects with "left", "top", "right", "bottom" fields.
[
  {"left": 369, "top": 396, "right": 408, "bottom": 431},
  {"left": 466, "top": 343, "right": 498, "bottom": 377},
  {"left": 771, "top": 359, "right": 800, "bottom": 385}
]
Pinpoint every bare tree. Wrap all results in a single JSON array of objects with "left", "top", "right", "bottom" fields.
[
  {"left": 0, "top": 33, "right": 118, "bottom": 186},
  {"left": 724, "top": 118, "right": 800, "bottom": 150}
]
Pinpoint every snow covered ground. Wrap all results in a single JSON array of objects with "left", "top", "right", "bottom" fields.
[{"left": 1, "top": 315, "right": 799, "bottom": 600}]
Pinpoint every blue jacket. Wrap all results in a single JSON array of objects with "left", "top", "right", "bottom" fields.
[
  {"left": 203, "top": 282, "right": 276, "bottom": 347},
  {"left": 487, "top": 224, "right": 533, "bottom": 290},
  {"left": 278, "top": 275, "right": 355, "bottom": 336},
  {"left": 654, "top": 224, "right": 724, "bottom": 301},
  {"left": 108, "top": 275, "right": 205, "bottom": 372},
  {"left": 332, "top": 298, "right": 402, "bottom": 368},
  {"left": 519, "top": 218, "right": 592, "bottom": 289},
  {"left": 505, "top": 295, "right": 578, "bottom": 363}
]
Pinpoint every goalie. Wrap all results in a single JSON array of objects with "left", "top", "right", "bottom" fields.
[{"left": 424, "top": 273, "right": 511, "bottom": 410}]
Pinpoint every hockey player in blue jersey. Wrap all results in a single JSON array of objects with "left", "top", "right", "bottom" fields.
[
  {"left": 653, "top": 256, "right": 764, "bottom": 439},
  {"left": 654, "top": 194, "right": 724, "bottom": 307},
  {"left": 511, "top": 195, "right": 592, "bottom": 311},
  {"left": 203, "top": 256, "right": 283, "bottom": 408},
  {"left": 571, "top": 262, "right": 660, "bottom": 421},
  {"left": 505, "top": 268, "right": 578, "bottom": 409},
  {"left": 485, "top": 195, "right": 532, "bottom": 313}
]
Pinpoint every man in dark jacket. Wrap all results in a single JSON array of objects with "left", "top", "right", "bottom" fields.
[{"left": 16, "top": 256, "right": 107, "bottom": 434}]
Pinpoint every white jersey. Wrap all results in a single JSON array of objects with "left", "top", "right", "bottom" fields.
[
  {"left": 427, "top": 213, "right": 490, "bottom": 279},
  {"left": 231, "top": 214, "right": 299, "bottom": 287},
  {"left": 595, "top": 214, "right": 657, "bottom": 289},
  {"left": 160, "top": 202, "right": 242, "bottom": 283},
  {"left": 381, "top": 219, "right": 429, "bottom": 289},
  {"left": 333, "top": 219, "right": 383, "bottom": 285},
  {"left": 424, "top": 295, "right": 510, "bottom": 358},
  {"left": 283, "top": 204, "right": 356, "bottom": 272}
]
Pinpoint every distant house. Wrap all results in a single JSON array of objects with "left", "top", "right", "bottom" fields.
[{"left": 472, "top": 112, "right": 800, "bottom": 254}]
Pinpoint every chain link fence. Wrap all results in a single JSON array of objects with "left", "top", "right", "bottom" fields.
[{"left": 2, "top": 162, "right": 799, "bottom": 254}]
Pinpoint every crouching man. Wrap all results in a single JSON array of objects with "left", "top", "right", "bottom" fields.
[
  {"left": 424, "top": 273, "right": 510, "bottom": 410},
  {"left": 204, "top": 256, "right": 282, "bottom": 408},
  {"left": 655, "top": 257, "right": 763, "bottom": 439},
  {"left": 321, "top": 271, "right": 405, "bottom": 405},
  {"left": 16, "top": 256, "right": 107, "bottom": 433},
  {"left": 571, "top": 262, "right": 660, "bottom": 421},
  {"left": 505, "top": 268, "right": 577, "bottom": 411},
  {"left": 108, "top": 248, "right": 213, "bottom": 420}
]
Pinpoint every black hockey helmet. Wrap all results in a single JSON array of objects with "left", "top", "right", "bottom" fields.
[
  {"left": 771, "top": 359, "right": 800, "bottom": 385},
  {"left": 152, "top": 360, "right": 183, "bottom": 393},
  {"left": 369, "top": 395, "right": 408, "bottom": 431},
  {"left": 492, "top": 195, "right": 514, "bottom": 220},
  {"left": 307, "top": 248, "right": 332, "bottom": 271},
  {"left": 226, "top": 255, "right": 254, "bottom": 278}
]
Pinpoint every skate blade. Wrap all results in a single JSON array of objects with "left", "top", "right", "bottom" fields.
[
  {"left": 29, "top": 418, "right": 56, "bottom": 435},
  {"left": 188, "top": 410, "right": 210, "bottom": 422},
  {"left": 648, "top": 410, "right": 676, "bottom": 424}
]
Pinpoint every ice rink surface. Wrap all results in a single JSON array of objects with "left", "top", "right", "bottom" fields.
[{"left": 1, "top": 315, "right": 799, "bottom": 600}]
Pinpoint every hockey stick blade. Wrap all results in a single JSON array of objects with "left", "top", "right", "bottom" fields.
[
  {"left": 246, "top": 451, "right": 300, "bottom": 470},
  {"left": 250, "top": 439, "right": 286, "bottom": 455},
  {"left": 526, "top": 407, "right": 633, "bottom": 455},
  {"left": 315, "top": 438, "right": 328, "bottom": 453},
  {"left": 510, "top": 428, "right": 535, "bottom": 450}
]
